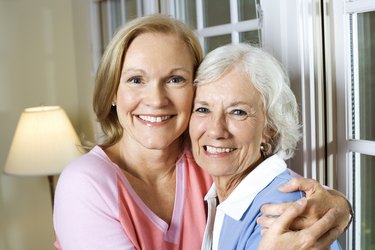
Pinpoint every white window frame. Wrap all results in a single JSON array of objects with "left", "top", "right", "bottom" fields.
[
  {"left": 331, "top": 0, "right": 375, "bottom": 249},
  {"left": 195, "top": 0, "right": 260, "bottom": 49},
  {"left": 168, "top": 0, "right": 261, "bottom": 53},
  {"left": 261, "top": 0, "right": 327, "bottom": 182}
]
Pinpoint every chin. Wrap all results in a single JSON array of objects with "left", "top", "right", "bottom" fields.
[{"left": 142, "top": 138, "right": 179, "bottom": 150}]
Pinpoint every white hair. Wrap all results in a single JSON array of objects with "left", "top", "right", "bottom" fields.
[{"left": 194, "top": 43, "right": 301, "bottom": 159}]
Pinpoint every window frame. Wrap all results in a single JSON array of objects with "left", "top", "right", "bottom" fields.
[
  {"left": 171, "top": 0, "right": 261, "bottom": 53},
  {"left": 331, "top": 0, "right": 375, "bottom": 249}
]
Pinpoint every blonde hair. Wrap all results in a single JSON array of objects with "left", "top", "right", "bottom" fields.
[{"left": 93, "top": 14, "right": 203, "bottom": 148}]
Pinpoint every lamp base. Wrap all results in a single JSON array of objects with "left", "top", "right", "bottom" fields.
[{"left": 48, "top": 175, "right": 55, "bottom": 210}]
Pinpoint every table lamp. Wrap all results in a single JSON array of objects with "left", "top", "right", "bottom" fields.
[{"left": 4, "top": 106, "right": 82, "bottom": 208}]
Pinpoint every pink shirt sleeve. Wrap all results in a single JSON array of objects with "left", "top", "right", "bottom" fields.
[{"left": 53, "top": 151, "right": 135, "bottom": 250}]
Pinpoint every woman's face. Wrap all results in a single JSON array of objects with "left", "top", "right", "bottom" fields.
[
  {"left": 115, "top": 32, "right": 195, "bottom": 150},
  {"left": 190, "top": 66, "right": 268, "bottom": 179}
]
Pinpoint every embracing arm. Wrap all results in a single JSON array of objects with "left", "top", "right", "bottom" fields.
[
  {"left": 258, "top": 178, "right": 353, "bottom": 231},
  {"left": 257, "top": 177, "right": 353, "bottom": 249},
  {"left": 258, "top": 197, "right": 343, "bottom": 250}
]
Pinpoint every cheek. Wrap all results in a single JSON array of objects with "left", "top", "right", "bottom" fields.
[
  {"left": 116, "top": 87, "right": 139, "bottom": 114},
  {"left": 178, "top": 88, "right": 194, "bottom": 112},
  {"left": 189, "top": 115, "right": 205, "bottom": 142},
  {"left": 235, "top": 124, "right": 263, "bottom": 150}
]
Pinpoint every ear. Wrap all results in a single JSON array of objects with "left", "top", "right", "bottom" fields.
[
  {"left": 262, "top": 126, "right": 275, "bottom": 143},
  {"left": 111, "top": 96, "right": 117, "bottom": 107}
]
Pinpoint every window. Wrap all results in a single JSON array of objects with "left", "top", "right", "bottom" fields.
[
  {"left": 349, "top": 8, "right": 375, "bottom": 250},
  {"left": 93, "top": 0, "right": 262, "bottom": 56},
  {"left": 332, "top": 1, "right": 375, "bottom": 249},
  {"left": 175, "top": 0, "right": 261, "bottom": 53}
]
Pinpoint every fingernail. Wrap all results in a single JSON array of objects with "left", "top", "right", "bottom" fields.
[{"left": 296, "top": 197, "right": 307, "bottom": 206}]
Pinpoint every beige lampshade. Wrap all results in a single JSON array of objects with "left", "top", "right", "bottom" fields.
[{"left": 4, "top": 106, "right": 82, "bottom": 176}]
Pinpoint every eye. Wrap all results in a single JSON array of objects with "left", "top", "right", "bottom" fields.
[
  {"left": 227, "top": 109, "right": 251, "bottom": 121},
  {"left": 128, "top": 76, "right": 143, "bottom": 84},
  {"left": 231, "top": 109, "right": 248, "bottom": 116},
  {"left": 194, "top": 107, "right": 210, "bottom": 113},
  {"left": 168, "top": 76, "right": 186, "bottom": 84}
]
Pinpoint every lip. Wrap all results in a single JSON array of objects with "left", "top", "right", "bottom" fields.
[{"left": 136, "top": 114, "right": 175, "bottom": 126}]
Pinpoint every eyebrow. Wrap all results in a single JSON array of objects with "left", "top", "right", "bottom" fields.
[
  {"left": 121, "top": 68, "right": 145, "bottom": 76},
  {"left": 193, "top": 100, "right": 209, "bottom": 106},
  {"left": 122, "top": 67, "right": 192, "bottom": 75},
  {"left": 229, "top": 101, "right": 251, "bottom": 107},
  {"left": 194, "top": 100, "right": 253, "bottom": 107}
]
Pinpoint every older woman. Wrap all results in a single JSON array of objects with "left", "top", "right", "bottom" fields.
[{"left": 190, "top": 43, "right": 342, "bottom": 249}]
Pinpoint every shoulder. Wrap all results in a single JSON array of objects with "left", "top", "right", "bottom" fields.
[
  {"left": 256, "top": 170, "right": 304, "bottom": 204},
  {"left": 59, "top": 146, "right": 119, "bottom": 184},
  {"left": 55, "top": 146, "right": 120, "bottom": 206}
]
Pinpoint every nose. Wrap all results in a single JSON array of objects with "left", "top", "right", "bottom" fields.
[
  {"left": 145, "top": 83, "right": 169, "bottom": 107},
  {"left": 207, "top": 112, "right": 229, "bottom": 139}
]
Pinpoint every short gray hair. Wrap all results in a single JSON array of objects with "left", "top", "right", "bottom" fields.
[{"left": 194, "top": 43, "right": 301, "bottom": 159}]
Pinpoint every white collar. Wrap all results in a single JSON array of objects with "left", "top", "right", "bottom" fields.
[{"left": 205, "top": 154, "right": 287, "bottom": 221}]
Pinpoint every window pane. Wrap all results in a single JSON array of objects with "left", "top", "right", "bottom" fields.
[
  {"left": 238, "top": 0, "right": 257, "bottom": 21},
  {"left": 355, "top": 153, "right": 375, "bottom": 249},
  {"left": 176, "top": 0, "right": 197, "bottom": 29},
  {"left": 124, "top": 0, "right": 138, "bottom": 21},
  {"left": 203, "top": 0, "right": 230, "bottom": 27},
  {"left": 239, "top": 30, "right": 261, "bottom": 46},
  {"left": 108, "top": 0, "right": 139, "bottom": 36},
  {"left": 204, "top": 34, "right": 232, "bottom": 53},
  {"left": 110, "top": 0, "right": 123, "bottom": 35},
  {"left": 352, "top": 11, "right": 375, "bottom": 141}
]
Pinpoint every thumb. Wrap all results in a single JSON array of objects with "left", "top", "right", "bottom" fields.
[
  {"left": 278, "top": 178, "right": 301, "bottom": 192},
  {"left": 279, "top": 178, "right": 319, "bottom": 195}
]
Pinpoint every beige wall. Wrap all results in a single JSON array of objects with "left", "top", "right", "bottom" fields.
[{"left": 0, "top": 0, "right": 95, "bottom": 249}]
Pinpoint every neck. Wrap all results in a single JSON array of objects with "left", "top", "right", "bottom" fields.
[
  {"left": 105, "top": 137, "right": 182, "bottom": 184},
  {"left": 214, "top": 156, "right": 264, "bottom": 203}
]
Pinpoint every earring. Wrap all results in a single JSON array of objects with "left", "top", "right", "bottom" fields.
[
  {"left": 260, "top": 142, "right": 272, "bottom": 157},
  {"left": 111, "top": 102, "right": 116, "bottom": 107}
]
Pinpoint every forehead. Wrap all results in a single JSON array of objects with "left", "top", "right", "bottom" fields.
[
  {"left": 195, "top": 67, "right": 262, "bottom": 105},
  {"left": 124, "top": 32, "right": 193, "bottom": 64}
]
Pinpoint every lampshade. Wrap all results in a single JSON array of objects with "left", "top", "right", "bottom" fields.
[{"left": 4, "top": 106, "right": 82, "bottom": 176}]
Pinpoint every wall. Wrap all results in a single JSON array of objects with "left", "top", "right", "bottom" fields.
[{"left": 0, "top": 0, "right": 95, "bottom": 249}]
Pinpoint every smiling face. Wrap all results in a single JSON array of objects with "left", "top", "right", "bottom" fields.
[
  {"left": 115, "top": 32, "right": 195, "bottom": 150},
  {"left": 190, "top": 66, "right": 269, "bottom": 181}
]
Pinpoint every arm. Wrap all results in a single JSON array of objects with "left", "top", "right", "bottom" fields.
[
  {"left": 257, "top": 178, "right": 352, "bottom": 238},
  {"left": 53, "top": 161, "right": 135, "bottom": 250},
  {"left": 258, "top": 197, "right": 343, "bottom": 250}
]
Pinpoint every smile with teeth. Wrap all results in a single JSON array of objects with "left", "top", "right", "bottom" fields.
[
  {"left": 205, "top": 145, "right": 235, "bottom": 154},
  {"left": 138, "top": 115, "right": 172, "bottom": 123}
]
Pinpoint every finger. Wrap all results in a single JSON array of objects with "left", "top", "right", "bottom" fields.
[
  {"left": 314, "top": 227, "right": 344, "bottom": 249},
  {"left": 289, "top": 215, "right": 316, "bottom": 230},
  {"left": 268, "top": 197, "right": 307, "bottom": 234},
  {"left": 279, "top": 178, "right": 320, "bottom": 196},
  {"left": 260, "top": 201, "right": 293, "bottom": 216},
  {"left": 257, "top": 216, "right": 276, "bottom": 228},
  {"left": 300, "top": 208, "right": 339, "bottom": 240},
  {"left": 260, "top": 228, "right": 268, "bottom": 236}
]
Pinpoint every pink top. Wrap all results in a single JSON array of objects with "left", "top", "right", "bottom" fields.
[{"left": 53, "top": 146, "right": 212, "bottom": 250}]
